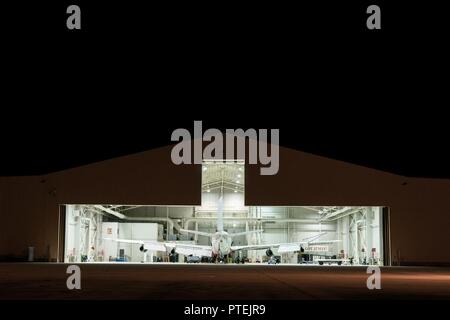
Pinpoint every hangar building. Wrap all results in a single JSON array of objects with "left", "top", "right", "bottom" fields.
[{"left": 1, "top": 144, "right": 449, "bottom": 266}]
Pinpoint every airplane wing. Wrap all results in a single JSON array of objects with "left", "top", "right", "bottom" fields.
[
  {"left": 231, "top": 243, "right": 276, "bottom": 251},
  {"left": 104, "top": 238, "right": 167, "bottom": 252},
  {"left": 171, "top": 243, "right": 213, "bottom": 257},
  {"left": 231, "top": 240, "right": 341, "bottom": 253},
  {"left": 179, "top": 229, "right": 213, "bottom": 237},
  {"left": 230, "top": 243, "right": 306, "bottom": 253},
  {"left": 298, "top": 232, "right": 341, "bottom": 245},
  {"left": 308, "top": 240, "right": 341, "bottom": 245},
  {"left": 269, "top": 241, "right": 340, "bottom": 253},
  {"left": 104, "top": 238, "right": 144, "bottom": 245},
  {"left": 104, "top": 238, "right": 213, "bottom": 257}
]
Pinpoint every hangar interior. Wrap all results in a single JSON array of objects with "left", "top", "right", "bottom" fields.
[{"left": 63, "top": 161, "right": 386, "bottom": 265}]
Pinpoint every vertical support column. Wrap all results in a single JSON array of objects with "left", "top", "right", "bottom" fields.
[
  {"left": 166, "top": 207, "right": 171, "bottom": 239},
  {"left": 382, "top": 207, "right": 391, "bottom": 266},
  {"left": 336, "top": 216, "right": 341, "bottom": 254},
  {"left": 258, "top": 206, "right": 262, "bottom": 262},
  {"left": 252, "top": 207, "right": 257, "bottom": 262},
  {"left": 350, "top": 213, "right": 358, "bottom": 264},
  {"left": 342, "top": 215, "right": 349, "bottom": 259},
  {"left": 251, "top": 206, "right": 258, "bottom": 263},
  {"left": 245, "top": 208, "right": 250, "bottom": 246},
  {"left": 366, "top": 207, "right": 374, "bottom": 265},
  {"left": 195, "top": 222, "right": 199, "bottom": 242},
  {"left": 360, "top": 209, "right": 368, "bottom": 264}
]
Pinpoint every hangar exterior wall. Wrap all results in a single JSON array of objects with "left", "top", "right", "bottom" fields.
[
  {"left": 0, "top": 146, "right": 201, "bottom": 261},
  {"left": 1, "top": 145, "right": 450, "bottom": 265},
  {"left": 246, "top": 147, "right": 450, "bottom": 266},
  {"left": 47, "top": 145, "right": 201, "bottom": 205},
  {"left": 0, "top": 176, "right": 51, "bottom": 260},
  {"left": 386, "top": 179, "right": 450, "bottom": 265}
]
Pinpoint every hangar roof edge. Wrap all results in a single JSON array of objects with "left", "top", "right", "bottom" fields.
[{"left": 1, "top": 143, "right": 449, "bottom": 184}]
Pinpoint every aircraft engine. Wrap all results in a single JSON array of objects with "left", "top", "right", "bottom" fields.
[{"left": 266, "top": 249, "right": 273, "bottom": 257}]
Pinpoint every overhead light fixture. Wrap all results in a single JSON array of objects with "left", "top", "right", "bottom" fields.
[
  {"left": 236, "top": 180, "right": 240, "bottom": 184},
  {"left": 237, "top": 174, "right": 241, "bottom": 178},
  {"left": 207, "top": 189, "right": 211, "bottom": 193},
  {"left": 203, "top": 167, "right": 207, "bottom": 171},
  {"left": 234, "top": 190, "right": 238, "bottom": 193}
]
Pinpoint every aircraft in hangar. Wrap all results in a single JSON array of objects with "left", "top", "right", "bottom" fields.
[{"left": 104, "top": 196, "right": 340, "bottom": 263}]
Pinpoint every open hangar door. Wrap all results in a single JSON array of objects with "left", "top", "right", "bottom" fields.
[
  {"left": 61, "top": 204, "right": 388, "bottom": 266},
  {"left": 61, "top": 162, "right": 389, "bottom": 266}
]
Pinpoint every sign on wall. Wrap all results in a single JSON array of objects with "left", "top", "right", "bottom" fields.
[{"left": 304, "top": 246, "right": 329, "bottom": 253}]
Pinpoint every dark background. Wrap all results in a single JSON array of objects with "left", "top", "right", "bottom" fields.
[
  {"left": 1, "top": 1, "right": 449, "bottom": 314},
  {"left": 0, "top": 300, "right": 447, "bottom": 319},
  {"left": 2, "top": 0, "right": 449, "bottom": 178}
]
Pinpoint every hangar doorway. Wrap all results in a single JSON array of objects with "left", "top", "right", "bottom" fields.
[
  {"left": 62, "top": 204, "right": 389, "bottom": 265},
  {"left": 61, "top": 162, "right": 390, "bottom": 265}
]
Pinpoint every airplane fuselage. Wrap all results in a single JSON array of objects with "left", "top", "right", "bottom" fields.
[{"left": 211, "top": 231, "right": 233, "bottom": 258}]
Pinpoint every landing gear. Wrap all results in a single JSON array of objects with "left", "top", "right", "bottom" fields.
[
  {"left": 268, "top": 256, "right": 280, "bottom": 264},
  {"left": 235, "top": 257, "right": 245, "bottom": 264},
  {"left": 139, "top": 245, "right": 148, "bottom": 263},
  {"left": 213, "top": 254, "right": 228, "bottom": 264}
]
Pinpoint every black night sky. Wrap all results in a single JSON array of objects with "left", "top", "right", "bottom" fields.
[
  {"left": 2, "top": 1, "right": 449, "bottom": 178},
  {"left": 2, "top": 110, "right": 449, "bottom": 178}
]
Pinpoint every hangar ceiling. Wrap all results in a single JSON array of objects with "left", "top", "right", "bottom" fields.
[{"left": 202, "top": 161, "right": 244, "bottom": 193}]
